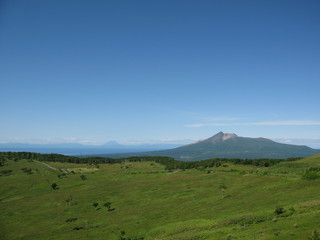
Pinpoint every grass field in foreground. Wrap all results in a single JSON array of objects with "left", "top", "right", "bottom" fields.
[{"left": 1, "top": 154, "right": 320, "bottom": 240}]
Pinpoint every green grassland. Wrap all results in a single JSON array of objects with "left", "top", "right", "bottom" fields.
[{"left": 1, "top": 154, "right": 320, "bottom": 240}]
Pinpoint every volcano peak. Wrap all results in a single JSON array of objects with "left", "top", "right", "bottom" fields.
[{"left": 206, "top": 132, "right": 238, "bottom": 142}]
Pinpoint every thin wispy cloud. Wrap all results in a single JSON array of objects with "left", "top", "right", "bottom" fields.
[
  {"left": 185, "top": 120, "right": 320, "bottom": 128},
  {"left": 0, "top": 137, "right": 101, "bottom": 145},
  {"left": 249, "top": 121, "right": 320, "bottom": 126},
  {"left": 184, "top": 115, "right": 240, "bottom": 128},
  {"left": 202, "top": 117, "right": 240, "bottom": 122},
  {"left": 185, "top": 123, "right": 230, "bottom": 127}
]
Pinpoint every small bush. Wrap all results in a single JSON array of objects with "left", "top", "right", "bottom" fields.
[
  {"left": 226, "top": 234, "right": 238, "bottom": 240},
  {"left": 274, "top": 231, "right": 280, "bottom": 236},
  {"left": 66, "top": 218, "right": 77, "bottom": 223},
  {"left": 309, "top": 230, "right": 320, "bottom": 240},
  {"left": 117, "top": 230, "right": 144, "bottom": 240},
  {"left": 118, "top": 230, "right": 126, "bottom": 240},
  {"left": 0, "top": 169, "right": 13, "bottom": 176},
  {"left": 103, "top": 202, "right": 115, "bottom": 211},
  {"left": 80, "top": 175, "right": 87, "bottom": 180},
  {"left": 303, "top": 168, "right": 320, "bottom": 180},
  {"left": 65, "top": 196, "right": 73, "bottom": 206},
  {"left": 228, "top": 215, "right": 268, "bottom": 226},
  {"left": 58, "top": 173, "right": 67, "bottom": 179},
  {"left": 73, "top": 226, "right": 84, "bottom": 230},
  {"left": 21, "top": 167, "right": 33, "bottom": 174},
  {"left": 274, "top": 206, "right": 285, "bottom": 215}
]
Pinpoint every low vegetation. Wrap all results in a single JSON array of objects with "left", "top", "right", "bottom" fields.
[{"left": 0, "top": 152, "right": 319, "bottom": 239}]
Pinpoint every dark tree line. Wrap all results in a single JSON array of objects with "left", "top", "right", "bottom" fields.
[{"left": 0, "top": 152, "right": 301, "bottom": 170}]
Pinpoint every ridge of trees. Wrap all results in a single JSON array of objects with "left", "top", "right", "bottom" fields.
[{"left": 0, "top": 152, "right": 302, "bottom": 170}]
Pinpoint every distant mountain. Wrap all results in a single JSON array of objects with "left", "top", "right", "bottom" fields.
[
  {"left": 98, "top": 132, "right": 320, "bottom": 161},
  {"left": 102, "top": 141, "right": 124, "bottom": 148}
]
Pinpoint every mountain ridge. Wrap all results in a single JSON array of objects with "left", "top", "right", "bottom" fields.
[{"left": 96, "top": 132, "right": 320, "bottom": 160}]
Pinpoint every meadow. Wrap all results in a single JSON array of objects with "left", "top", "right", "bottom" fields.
[{"left": 1, "top": 153, "right": 320, "bottom": 240}]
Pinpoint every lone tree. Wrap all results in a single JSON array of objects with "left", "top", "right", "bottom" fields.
[{"left": 51, "top": 183, "right": 58, "bottom": 190}]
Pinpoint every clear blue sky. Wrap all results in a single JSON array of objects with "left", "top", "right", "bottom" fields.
[{"left": 1, "top": 0, "right": 320, "bottom": 146}]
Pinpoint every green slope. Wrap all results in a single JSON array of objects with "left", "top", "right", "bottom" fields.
[{"left": 1, "top": 153, "right": 320, "bottom": 240}]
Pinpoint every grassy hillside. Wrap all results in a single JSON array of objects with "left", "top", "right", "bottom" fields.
[{"left": 1, "top": 153, "right": 320, "bottom": 239}]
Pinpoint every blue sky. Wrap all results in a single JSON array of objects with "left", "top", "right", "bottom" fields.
[{"left": 1, "top": 0, "right": 320, "bottom": 147}]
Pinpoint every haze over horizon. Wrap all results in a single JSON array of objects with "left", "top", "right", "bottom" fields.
[{"left": 1, "top": 1, "right": 319, "bottom": 147}]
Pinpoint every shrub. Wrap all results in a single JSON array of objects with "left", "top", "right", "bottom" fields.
[
  {"left": 0, "top": 169, "right": 13, "bottom": 176},
  {"left": 118, "top": 230, "right": 126, "bottom": 240},
  {"left": 227, "top": 234, "right": 238, "bottom": 240},
  {"left": 117, "top": 230, "right": 144, "bottom": 240},
  {"left": 80, "top": 175, "right": 87, "bottom": 180},
  {"left": 104, "top": 202, "right": 111, "bottom": 208},
  {"left": 51, "top": 183, "right": 58, "bottom": 190},
  {"left": 309, "top": 230, "right": 320, "bottom": 240},
  {"left": 303, "top": 168, "right": 320, "bottom": 180},
  {"left": 21, "top": 167, "right": 33, "bottom": 174},
  {"left": 274, "top": 206, "right": 285, "bottom": 215},
  {"left": 65, "top": 196, "right": 73, "bottom": 206},
  {"left": 103, "top": 202, "right": 115, "bottom": 211},
  {"left": 66, "top": 218, "right": 77, "bottom": 223},
  {"left": 58, "top": 173, "right": 67, "bottom": 179},
  {"left": 73, "top": 226, "right": 84, "bottom": 230}
]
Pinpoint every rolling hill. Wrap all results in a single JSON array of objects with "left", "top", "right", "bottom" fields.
[
  {"left": 98, "top": 132, "right": 320, "bottom": 161},
  {"left": 1, "top": 152, "right": 320, "bottom": 239}
]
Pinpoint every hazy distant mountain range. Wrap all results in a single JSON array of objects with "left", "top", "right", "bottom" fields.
[
  {"left": 95, "top": 132, "right": 320, "bottom": 161},
  {"left": 1, "top": 132, "right": 319, "bottom": 160},
  {"left": 0, "top": 141, "right": 182, "bottom": 155}
]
